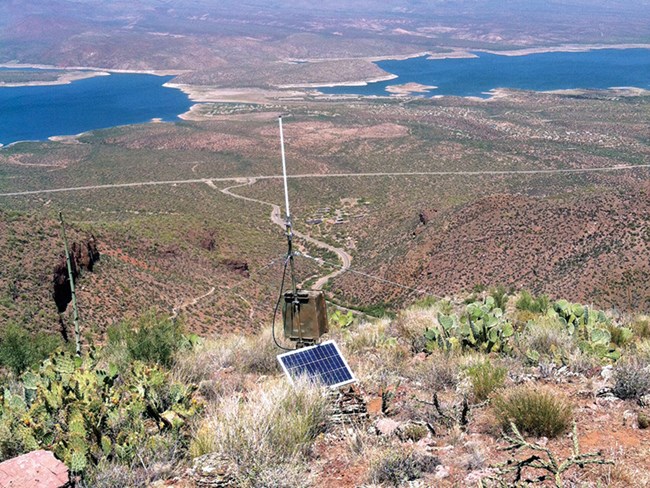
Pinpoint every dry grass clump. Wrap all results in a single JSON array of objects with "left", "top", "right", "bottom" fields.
[
  {"left": 464, "top": 358, "right": 507, "bottom": 402},
  {"left": 564, "top": 348, "right": 601, "bottom": 376},
  {"left": 391, "top": 306, "right": 438, "bottom": 353},
  {"left": 84, "top": 438, "right": 183, "bottom": 488},
  {"left": 172, "top": 327, "right": 282, "bottom": 384},
  {"left": 519, "top": 316, "right": 575, "bottom": 361},
  {"left": 368, "top": 447, "right": 439, "bottom": 487},
  {"left": 612, "top": 357, "right": 650, "bottom": 400},
  {"left": 341, "top": 318, "right": 395, "bottom": 353},
  {"left": 189, "top": 378, "right": 328, "bottom": 485},
  {"left": 405, "top": 350, "right": 460, "bottom": 391},
  {"left": 630, "top": 316, "right": 650, "bottom": 339},
  {"left": 492, "top": 385, "right": 573, "bottom": 438},
  {"left": 341, "top": 318, "right": 410, "bottom": 386},
  {"left": 172, "top": 338, "right": 234, "bottom": 384},
  {"left": 635, "top": 339, "right": 650, "bottom": 361},
  {"left": 251, "top": 463, "right": 313, "bottom": 488}
]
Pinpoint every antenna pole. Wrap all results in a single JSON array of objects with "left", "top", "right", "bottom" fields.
[
  {"left": 59, "top": 212, "right": 81, "bottom": 356},
  {"left": 279, "top": 115, "right": 291, "bottom": 223},
  {"left": 278, "top": 116, "right": 298, "bottom": 297}
]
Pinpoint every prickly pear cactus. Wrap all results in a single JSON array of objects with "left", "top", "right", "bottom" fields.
[
  {"left": 425, "top": 298, "right": 515, "bottom": 353},
  {"left": 551, "top": 300, "right": 625, "bottom": 361},
  {"left": 0, "top": 351, "right": 201, "bottom": 473}
]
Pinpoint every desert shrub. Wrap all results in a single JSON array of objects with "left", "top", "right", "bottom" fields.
[
  {"left": 407, "top": 351, "right": 459, "bottom": 391},
  {"left": 630, "top": 316, "right": 650, "bottom": 339},
  {"left": 107, "top": 310, "right": 191, "bottom": 368},
  {"left": 192, "top": 378, "right": 328, "bottom": 483},
  {"left": 235, "top": 327, "right": 283, "bottom": 374},
  {"left": 369, "top": 448, "right": 439, "bottom": 486},
  {"left": 412, "top": 296, "right": 439, "bottom": 309},
  {"left": 516, "top": 291, "right": 550, "bottom": 313},
  {"left": 252, "top": 464, "right": 312, "bottom": 488},
  {"left": 392, "top": 307, "right": 437, "bottom": 353},
  {"left": 464, "top": 359, "right": 507, "bottom": 402},
  {"left": 638, "top": 412, "right": 650, "bottom": 430},
  {"left": 398, "top": 423, "right": 429, "bottom": 442},
  {"left": 612, "top": 357, "right": 650, "bottom": 400},
  {"left": 519, "top": 317, "right": 574, "bottom": 364},
  {"left": 492, "top": 385, "right": 572, "bottom": 438},
  {"left": 608, "top": 323, "right": 634, "bottom": 347},
  {"left": 0, "top": 322, "right": 62, "bottom": 376},
  {"left": 489, "top": 285, "right": 509, "bottom": 310}
]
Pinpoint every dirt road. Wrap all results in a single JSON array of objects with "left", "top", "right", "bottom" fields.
[
  {"left": 216, "top": 179, "right": 352, "bottom": 290},
  {"left": 2, "top": 164, "right": 649, "bottom": 197}
]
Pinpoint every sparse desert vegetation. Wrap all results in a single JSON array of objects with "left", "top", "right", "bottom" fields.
[
  {"left": 2, "top": 289, "right": 650, "bottom": 486},
  {"left": 1, "top": 93, "right": 648, "bottom": 342}
]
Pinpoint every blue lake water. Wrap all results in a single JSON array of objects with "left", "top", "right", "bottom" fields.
[
  {"left": 0, "top": 71, "right": 192, "bottom": 146},
  {"left": 320, "top": 48, "right": 650, "bottom": 98}
]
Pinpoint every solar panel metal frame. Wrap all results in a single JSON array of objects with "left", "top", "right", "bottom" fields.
[{"left": 277, "top": 340, "right": 357, "bottom": 388}]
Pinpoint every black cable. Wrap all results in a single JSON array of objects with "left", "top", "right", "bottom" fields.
[{"left": 272, "top": 256, "right": 293, "bottom": 351}]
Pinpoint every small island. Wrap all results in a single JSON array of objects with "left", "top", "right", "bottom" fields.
[{"left": 385, "top": 82, "right": 437, "bottom": 96}]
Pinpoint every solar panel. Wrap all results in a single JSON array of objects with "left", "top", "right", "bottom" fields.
[{"left": 277, "top": 340, "right": 356, "bottom": 388}]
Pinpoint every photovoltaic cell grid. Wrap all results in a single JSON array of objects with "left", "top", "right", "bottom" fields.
[{"left": 277, "top": 340, "right": 356, "bottom": 388}]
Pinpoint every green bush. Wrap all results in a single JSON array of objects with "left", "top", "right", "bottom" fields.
[
  {"left": 631, "top": 316, "right": 650, "bottom": 339},
  {"left": 516, "top": 291, "right": 550, "bottom": 313},
  {"left": 492, "top": 385, "right": 572, "bottom": 438},
  {"left": 608, "top": 323, "right": 634, "bottom": 347},
  {"left": 107, "top": 311, "right": 191, "bottom": 368},
  {"left": 465, "top": 359, "right": 507, "bottom": 402},
  {"left": 489, "top": 285, "right": 509, "bottom": 311},
  {"left": 0, "top": 322, "right": 62, "bottom": 376}
]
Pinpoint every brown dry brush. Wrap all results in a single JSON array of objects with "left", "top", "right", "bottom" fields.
[
  {"left": 480, "top": 422, "right": 613, "bottom": 488},
  {"left": 415, "top": 392, "right": 487, "bottom": 434}
]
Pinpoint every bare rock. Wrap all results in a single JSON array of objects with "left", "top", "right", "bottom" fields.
[
  {"left": 418, "top": 209, "right": 435, "bottom": 226},
  {"left": 327, "top": 385, "right": 368, "bottom": 424},
  {"left": 375, "top": 418, "right": 400, "bottom": 436},
  {"left": 188, "top": 453, "right": 237, "bottom": 487},
  {"left": 52, "top": 236, "right": 100, "bottom": 313},
  {"left": 221, "top": 259, "right": 250, "bottom": 278},
  {"left": 434, "top": 464, "right": 450, "bottom": 479},
  {"left": 601, "top": 365, "right": 614, "bottom": 382},
  {"left": 0, "top": 450, "right": 69, "bottom": 488}
]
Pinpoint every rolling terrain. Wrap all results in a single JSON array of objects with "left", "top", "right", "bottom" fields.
[
  {"left": 0, "top": 90, "right": 648, "bottom": 341},
  {"left": 2, "top": 0, "right": 650, "bottom": 89}
]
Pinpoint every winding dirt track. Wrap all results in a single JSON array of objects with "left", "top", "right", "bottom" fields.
[
  {"left": 2, "top": 164, "right": 649, "bottom": 197},
  {"left": 170, "top": 286, "right": 216, "bottom": 320},
  {"left": 214, "top": 178, "right": 351, "bottom": 290}
]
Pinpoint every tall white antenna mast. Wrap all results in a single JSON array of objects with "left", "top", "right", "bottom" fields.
[
  {"left": 278, "top": 115, "right": 298, "bottom": 296},
  {"left": 279, "top": 115, "right": 291, "bottom": 222}
]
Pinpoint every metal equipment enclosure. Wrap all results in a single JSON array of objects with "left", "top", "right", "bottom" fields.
[{"left": 282, "top": 290, "right": 328, "bottom": 344}]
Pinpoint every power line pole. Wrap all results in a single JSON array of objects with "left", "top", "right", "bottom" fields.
[{"left": 59, "top": 212, "right": 81, "bottom": 356}]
